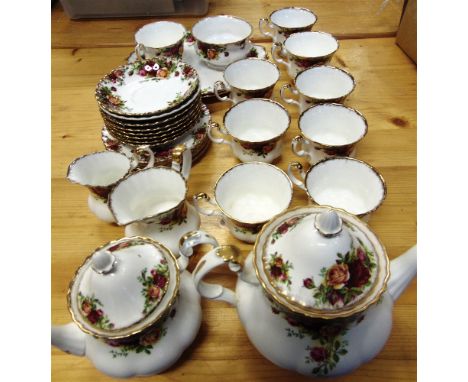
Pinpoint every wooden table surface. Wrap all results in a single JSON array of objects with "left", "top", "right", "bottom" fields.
[{"left": 51, "top": 1, "right": 416, "bottom": 381}]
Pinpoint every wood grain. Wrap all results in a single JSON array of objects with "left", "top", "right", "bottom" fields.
[
  {"left": 52, "top": 23, "right": 416, "bottom": 381},
  {"left": 52, "top": 0, "right": 404, "bottom": 48}
]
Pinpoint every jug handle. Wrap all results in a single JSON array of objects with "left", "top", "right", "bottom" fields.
[{"left": 179, "top": 230, "right": 241, "bottom": 306}]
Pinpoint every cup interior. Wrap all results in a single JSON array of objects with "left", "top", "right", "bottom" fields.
[
  {"left": 296, "top": 66, "right": 354, "bottom": 100},
  {"left": 285, "top": 32, "right": 338, "bottom": 58},
  {"left": 224, "top": 99, "right": 289, "bottom": 142},
  {"left": 305, "top": 158, "right": 385, "bottom": 215},
  {"left": 300, "top": 104, "right": 366, "bottom": 145},
  {"left": 192, "top": 16, "right": 252, "bottom": 44},
  {"left": 271, "top": 7, "right": 317, "bottom": 28},
  {"left": 135, "top": 21, "right": 185, "bottom": 48},
  {"left": 110, "top": 168, "right": 186, "bottom": 225},
  {"left": 224, "top": 59, "right": 279, "bottom": 90},
  {"left": 68, "top": 152, "right": 131, "bottom": 187},
  {"left": 215, "top": 163, "right": 292, "bottom": 224}
]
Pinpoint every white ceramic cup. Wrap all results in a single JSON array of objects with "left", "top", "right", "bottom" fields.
[
  {"left": 67, "top": 148, "right": 154, "bottom": 223},
  {"left": 213, "top": 58, "right": 280, "bottom": 104},
  {"left": 192, "top": 15, "right": 253, "bottom": 70},
  {"left": 287, "top": 157, "right": 386, "bottom": 221},
  {"left": 259, "top": 7, "right": 317, "bottom": 44},
  {"left": 134, "top": 21, "right": 187, "bottom": 60},
  {"left": 271, "top": 31, "right": 339, "bottom": 79},
  {"left": 193, "top": 162, "right": 293, "bottom": 243},
  {"left": 207, "top": 99, "right": 290, "bottom": 163},
  {"left": 292, "top": 103, "right": 368, "bottom": 164},
  {"left": 280, "top": 65, "right": 356, "bottom": 112}
]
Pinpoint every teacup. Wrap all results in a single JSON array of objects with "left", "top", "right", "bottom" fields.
[
  {"left": 67, "top": 147, "right": 154, "bottom": 223},
  {"left": 271, "top": 31, "right": 339, "bottom": 79},
  {"left": 134, "top": 21, "right": 186, "bottom": 60},
  {"left": 259, "top": 7, "right": 317, "bottom": 44},
  {"left": 287, "top": 157, "right": 386, "bottom": 221},
  {"left": 191, "top": 15, "right": 253, "bottom": 70},
  {"left": 207, "top": 99, "right": 290, "bottom": 163},
  {"left": 280, "top": 65, "right": 356, "bottom": 112},
  {"left": 292, "top": 103, "right": 368, "bottom": 164},
  {"left": 193, "top": 162, "right": 293, "bottom": 243},
  {"left": 213, "top": 58, "right": 280, "bottom": 104}
]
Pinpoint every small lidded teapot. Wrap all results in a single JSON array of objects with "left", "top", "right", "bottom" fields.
[
  {"left": 52, "top": 236, "right": 202, "bottom": 378},
  {"left": 180, "top": 205, "right": 416, "bottom": 377}
]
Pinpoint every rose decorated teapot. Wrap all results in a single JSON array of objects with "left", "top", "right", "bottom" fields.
[
  {"left": 51, "top": 235, "right": 206, "bottom": 378},
  {"left": 180, "top": 205, "right": 417, "bottom": 377}
]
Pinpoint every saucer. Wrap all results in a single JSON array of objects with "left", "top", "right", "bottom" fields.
[
  {"left": 125, "top": 203, "right": 201, "bottom": 254},
  {"left": 127, "top": 42, "right": 267, "bottom": 99}
]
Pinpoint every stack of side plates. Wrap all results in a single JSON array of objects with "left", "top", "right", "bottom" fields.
[{"left": 96, "top": 57, "right": 203, "bottom": 149}]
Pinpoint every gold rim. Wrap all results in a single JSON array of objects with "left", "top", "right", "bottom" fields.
[
  {"left": 294, "top": 65, "right": 356, "bottom": 101},
  {"left": 298, "top": 103, "right": 368, "bottom": 148},
  {"left": 108, "top": 166, "right": 189, "bottom": 226},
  {"left": 284, "top": 31, "right": 339, "bottom": 60},
  {"left": 269, "top": 7, "right": 318, "bottom": 30},
  {"left": 67, "top": 236, "right": 180, "bottom": 340},
  {"left": 212, "top": 162, "right": 294, "bottom": 225},
  {"left": 223, "top": 58, "right": 280, "bottom": 93},
  {"left": 302, "top": 157, "right": 387, "bottom": 217},
  {"left": 192, "top": 15, "right": 253, "bottom": 46},
  {"left": 135, "top": 21, "right": 186, "bottom": 50},
  {"left": 222, "top": 98, "right": 291, "bottom": 144},
  {"left": 252, "top": 205, "right": 390, "bottom": 320}
]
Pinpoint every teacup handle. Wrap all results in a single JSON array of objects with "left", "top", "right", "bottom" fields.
[
  {"left": 271, "top": 42, "right": 289, "bottom": 69},
  {"left": 192, "top": 192, "right": 223, "bottom": 217},
  {"left": 179, "top": 230, "right": 241, "bottom": 306},
  {"left": 213, "top": 81, "right": 234, "bottom": 104},
  {"left": 135, "top": 43, "right": 145, "bottom": 61},
  {"left": 259, "top": 18, "right": 274, "bottom": 39},
  {"left": 280, "top": 83, "right": 300, "bottom": 108},
  {"left": 171, "top": 144, "right": 192, "bottom": 180},
  {"left": 207, "top": 121, "right": 232, "bottom": 146},
  {"left": 287, "top": 161, "right": 307, "bottom": 191},
  {"left": 128, "top": 145, "right": 155, "bottom": 170},
  {"left": 291, "top": 136, "right": 314, "bottom": 163}
]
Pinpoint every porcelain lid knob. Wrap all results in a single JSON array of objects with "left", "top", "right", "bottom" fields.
[
  {"left": 91, "top": 250, "right": 116, "bottom": 274},
  {"left": 314, "top": 210, "right": 342, "bottom": 237}
]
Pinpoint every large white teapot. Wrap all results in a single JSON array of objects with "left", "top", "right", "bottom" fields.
[
  {"left": 180, "top": 205, "right": 416, "bottom": 377},
  {"left": 51, "top": 236, "right": 202, "bottom": 378}
]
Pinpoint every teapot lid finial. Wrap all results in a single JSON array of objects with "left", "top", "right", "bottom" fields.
[
  {"left": 314, "top": 210, "right": 342, "bottom": 237},
  {"left": 91, "top": 250, "right": 116, "bottom": 274}
]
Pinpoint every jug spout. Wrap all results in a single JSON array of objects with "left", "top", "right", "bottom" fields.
[
  {"left": 387, "top": 245, "right": 417, "bottom": 302},
  {"left": 51, "top": 323, "right": 86, "bottom": 356}
]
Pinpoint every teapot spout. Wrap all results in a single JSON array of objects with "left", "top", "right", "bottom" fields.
[
  {"left": 51, "top": 323, "right": 86, "bottom": 356},
  {"left": 387, "top": 245, "right": 417, "bottom": 302}
]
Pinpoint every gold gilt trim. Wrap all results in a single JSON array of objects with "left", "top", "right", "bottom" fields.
[
  {"left": 269, "top": 7, "right": 318, "bottom": 30},
  {"left": 67, "top": 236, "right": 180, "bottom": 340},
  {"left": 192, "top": 15, "right": 253, "bottom": 46},
  {"left": 284, "top": 31, "right": 339, "bottom": 60}
]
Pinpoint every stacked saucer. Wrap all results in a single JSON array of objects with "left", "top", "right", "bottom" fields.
[{"left": 96, "top": 57, "right": 203, "bottom": 148}]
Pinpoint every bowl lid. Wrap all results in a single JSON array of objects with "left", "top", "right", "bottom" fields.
[
  {"left": 253, "top": 206, "right": 389, "bottom": 319},
  {"left": 67, "top": 236, "right": 179, "bottom": 339}
]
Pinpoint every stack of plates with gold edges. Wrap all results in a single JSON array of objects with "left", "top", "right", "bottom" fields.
[{"left": 96, "top": 57, "right": 204, "bottom": 149}]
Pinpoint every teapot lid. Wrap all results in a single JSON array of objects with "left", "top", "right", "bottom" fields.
[
  {"left": 253, "top": 206, "right": 389, "bottom": 319},
  {"left": 67, "top": 236, "right": 179, "bottom": 339}
]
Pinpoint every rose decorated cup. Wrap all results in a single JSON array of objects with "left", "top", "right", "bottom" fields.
[
  {"left": 191, "top": 15, "right": 254, "bottom": 70},
  {"left": 287, "top": 157, "right": 387, "bottom": 221},
  {"left": 67, "top": 147, "right": 154, "bottom": 223},
  {"left": 280, "top": 65, "right": 356, "bottom": 112},
  {"left": 134, "top": 21, "right": 186, "bottom": 61},
  {"left": 259, "top": 7, "right": 317, "bottom": 44},
  {"left": 292, "top": 103, "right": 368, "bottom": 164},
  {"left": 213, "top": 58, "right": 280, "bottom": 104},
  {"left": 108, "top": 145, "right": 200, "bottom": 253},
  {"left": 207, "top": 99, "right": 290, "bottom": 163},
  {"left": 193, "top": 162, "right": 293, "bottom": 243},
  {"left": 271, "top": 31, "right": 339, "bottom": 79}
]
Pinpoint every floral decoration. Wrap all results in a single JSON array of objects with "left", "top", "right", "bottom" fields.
[
  {"left": 184, "top": 31, "right": 195, "bottom": 44},
  {"left": 137, "top": 259, "right": 170, "bottom": 315},
  {"left": 157, "top": 203, "right": 188, "bottom": 232},
  {"left": 266, "top": 252, "right": 293, "bottom": 288},
  {"left": 78, "top": 292, "right": 114, "bottom": 330},
  {"left": 238, "top": 140, "right": 276, "bottom": 158},
  {"left": 196, "top": 42, "right": 227, "bottom": 60},
  {"left": 233, "top": 223, "right": 263, "bottom": 236},
  {"left": 270, "top": 215, "right": 305, "bottom": 244},
  {"left": 294, "top": 57, "right": 315, "bottom": 69},
  {"left": 303, "top": 243, "right": 376, "bottom": 308}
]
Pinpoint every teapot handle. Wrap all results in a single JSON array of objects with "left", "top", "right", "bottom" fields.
[{"left": 179, "top": 230, "right": 241, "bottom": 306}]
